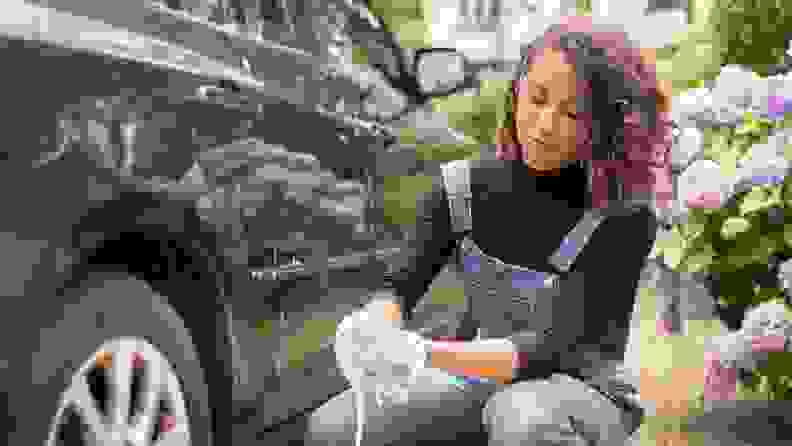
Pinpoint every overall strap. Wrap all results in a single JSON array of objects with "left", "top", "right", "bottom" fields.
[
  {"left": 549, "top": 202, "right": 644, "bottom": 273},
  {"left": 440, "top": 159, "right": 473, "bottom": 236}
]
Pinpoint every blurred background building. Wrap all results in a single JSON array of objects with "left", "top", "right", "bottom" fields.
[{"left": 428, "top": 0, "right": 690, "bottom": 76}]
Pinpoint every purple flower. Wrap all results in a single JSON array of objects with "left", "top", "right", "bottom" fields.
[
  {"left": 749, "top": 174, "right": 785, "bottom": 186},
  {"left": 764, "top": 96, "right": 792, "bottom": 120},
  {"left": 766, "top": 96, "right": 786, "bottom": 119}
]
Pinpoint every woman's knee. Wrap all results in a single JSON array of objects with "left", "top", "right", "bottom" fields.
[
  {"left": 482, "top": 379, "right": 560, "bottom": 436},
  {"left": 306, "top": 390, "right": 358, "bottom": 446},
  {"left": 306, "top": 380, "right": 491, "bottom": 446},
  {"left": 482, "top": 375, "right": 629, "bottom": 445}
]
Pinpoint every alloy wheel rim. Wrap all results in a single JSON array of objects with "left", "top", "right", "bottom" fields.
[{"left": 46, "top": 337, "right": 191, "bottom": 446}]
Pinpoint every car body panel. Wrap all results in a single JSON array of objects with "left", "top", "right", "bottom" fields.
[{"left": 0, "top": 0, "right": 476, "bottom": 438}]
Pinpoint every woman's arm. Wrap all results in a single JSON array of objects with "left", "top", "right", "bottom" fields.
[
  {"left": 427, "top": 338, "right": 518, "bottom": 384},
  {"left": 378, "top": 175, "right": 459, "bottom": 321}
]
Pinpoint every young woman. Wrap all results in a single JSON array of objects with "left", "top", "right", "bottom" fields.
[{"left": 307, "top": 16, "right": 673, "bottom": 445}]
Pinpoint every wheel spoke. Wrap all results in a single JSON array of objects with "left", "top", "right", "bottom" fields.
[
  {"left": 108, "top": 340, "right": 135, "bottom": 428},
  {"left": 155, "top": 423, "right": 190, "bottom": 446},
  {"left": 48, "top": 336, "right": 192, "bottom": 446},
  {"left": 131, "top": 351, "right": 164, "bottom": 446},
  {"left": 65, "top": 377, "right": 111, "bottom": 445}
]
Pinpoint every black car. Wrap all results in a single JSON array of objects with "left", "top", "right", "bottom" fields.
[{"left": 0, "top": 1, "right": 471, "bottom": 445}]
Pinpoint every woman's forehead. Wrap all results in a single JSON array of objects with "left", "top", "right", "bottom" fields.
[
  {"left": 519, "top": 47, "right": 576, "bottom": 97},
  {"left": 530, "top": 48, "right": 575, "bottom": 77}
]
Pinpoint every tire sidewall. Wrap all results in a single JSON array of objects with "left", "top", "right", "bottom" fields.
[{"left": 11, "top": 272, "right": 213, "bottom": 446}]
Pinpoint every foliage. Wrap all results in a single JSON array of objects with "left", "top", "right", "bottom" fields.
[
  {"left": 710, "top": 0, "right": 792, "bottom": 77},
  {"left": 653, "top": 65, "right": 792, "bottom": 405},
  {"left": 381, "top": 174, "right": 434, "bottom": 226},
  {"left": 431, "top": 79, "right": 510, "bottom": 146},
  {"left": 367, "top": 0, "right": 431, "bottom": 48},
  {"left": 654, "top": 21, "right": 723, "bottom": 95}
]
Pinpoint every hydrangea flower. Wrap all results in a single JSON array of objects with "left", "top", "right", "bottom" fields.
[
  {"left": 671, "top": 88, "right": 714, "bottom": 126},
  {"left": 762, "top": 96, "right": 792, "bottom": 120},
  {"left": 677, "top": 159, "right": 737, "bottom": 213},
  {"left": 671, "top": 126, "right": 704, "bottom": 171},
  {"left": 779, "top": 258, "right": 792, "bottom": 293},
  {"left": 711, "top": 65, "right": 758, "bottom": 110},
  {"left": 742, "top": 301, "right": 792, "bottom": 341}
]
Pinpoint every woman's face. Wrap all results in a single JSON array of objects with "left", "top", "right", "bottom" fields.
[{"left": 515, "top": 47, "right": 579, "bottom": 171}]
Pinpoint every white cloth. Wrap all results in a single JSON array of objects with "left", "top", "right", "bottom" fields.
[
  {"left": 335, "top": 306, "right": 429, "bottom": 403},
  {"left": 335, "top": 302, "right": 431, "bottom": 446}
]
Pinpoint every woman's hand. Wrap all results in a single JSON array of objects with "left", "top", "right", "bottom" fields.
[
  {"left": 362, "top": 291, "right": 405, "bottom": 328},
  {"left": 428, "top": 338, "right": 517, "bottom": 384}
]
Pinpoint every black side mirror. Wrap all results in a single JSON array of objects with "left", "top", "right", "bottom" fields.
[{"left": 412, "top": 48, "right": 472, "bottom": 96}]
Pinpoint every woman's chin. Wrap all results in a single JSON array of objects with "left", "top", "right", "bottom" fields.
[{"left": 523, "top": 158, "right": 562, "bottom": 171}]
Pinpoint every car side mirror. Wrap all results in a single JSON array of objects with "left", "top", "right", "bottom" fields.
[{"left": 413, "top": 48, "right": 470, "bottom": 96}]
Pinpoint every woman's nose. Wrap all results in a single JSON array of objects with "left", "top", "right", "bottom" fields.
[{"left": 536, "top": 108, "right": 557, "bottom": 137}]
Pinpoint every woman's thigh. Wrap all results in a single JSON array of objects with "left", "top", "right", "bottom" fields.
[
  {"left": 483, "top": 374, "right": 630, "bottom": 445},
  {"left": 306, "top": 368, "right": 496, "bottom": 446}
]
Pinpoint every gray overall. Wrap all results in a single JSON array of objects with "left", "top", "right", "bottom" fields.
[{"left": 306, "top": 159, "right": 644, "bottom": 445}]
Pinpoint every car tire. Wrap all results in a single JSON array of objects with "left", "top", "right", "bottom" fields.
[{"left": 11, "top": 271, "right": 213, "bottom": 446}]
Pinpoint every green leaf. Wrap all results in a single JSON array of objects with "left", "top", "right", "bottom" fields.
[
  {"left": 662, "top": 226, "right": 688, "bottom": 269},
  {"left": 735, "top": 113, "right": 762, "bottom": 135},
  {"left": 681, "top": 243, "right": 716, "bottom": 273},
  {"left": 739, "top": 187, "right": 772, "bottom": 215},
  {"left": 753, "top": 286, "right": 785, "bottom": 304},
  {"left": 397, "top": 127, "right": 419, "bottom": 146},
  {"left": 769, "top": 185, "right": 783, "bottom": 206},
  {"left": 784, "top": 226, "right": 792, "bottom": 248},
  {"left": 718, "top": 148, "right": 739, "bottom": 178},
  {"left": 683, "top": 211, "right": 709, "bottom": 240},
  {"left": 705, "top": 130, "right": 731, "bottom": 161},
  {"left": 721, "top": 216, "right": 751, "bottom": 239},
  {"left": 751, "top": 236, "right": 782, "bottom": 263}
]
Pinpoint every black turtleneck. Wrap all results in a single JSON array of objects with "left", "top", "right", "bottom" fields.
[{"left": 389, "top": 158, "right": 658, "bottom": 339}]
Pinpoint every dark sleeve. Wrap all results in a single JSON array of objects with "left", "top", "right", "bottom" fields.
[
  {"left": 509, "top": 206, "right": 658, "bottom": 379},
  {"left": 388, "top": 175, "right": 459, "bottom": 321}
]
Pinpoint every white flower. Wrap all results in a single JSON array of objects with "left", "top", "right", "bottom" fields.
[
  {"left": 738, "top": 152, "right": 790, "bottom": 187},
  {"left": 779, "top": 259, "right": 792, "bottom": 292},
  {"left": 671, "top": 88, "right": 714, "bottom": 126},
  {"left": 742, "top": 301, "right": 792, "bottom": 340},
  {"left": 671, "top": 126, "right": 704, "bottom": 170},
  {"left": 712, "top": 65, "right": 757, "bottom": 109},
  {"left": 769, "top": 72, "right": 792, "bottom": 99},
  {"left": 747, "top": 77, "right": 776, "bottom": 113},
  {"left": 710, "top": 97, "right": 746, "bottom": 127},
  {"left": 673, "top": 159, "right": 737, "bottom": 220}
]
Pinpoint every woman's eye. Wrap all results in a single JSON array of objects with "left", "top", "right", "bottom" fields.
[
  {"left": 531, "top": 96, "right": 545, "bottom": 105},
  {"left": 566, "top": 112, "right": 577, "bottom": 119}
]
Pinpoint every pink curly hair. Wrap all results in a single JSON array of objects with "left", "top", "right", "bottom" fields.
[{"left": 495, "top": 16, "right": 673, "bottom": 211}]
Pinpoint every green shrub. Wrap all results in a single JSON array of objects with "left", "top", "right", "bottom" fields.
[{"left": 710, "top": 0, "right": 792, "bottom": 76}]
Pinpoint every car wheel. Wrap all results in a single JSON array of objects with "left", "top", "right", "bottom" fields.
[{"left": 16, "top": 272, "right": 213, "bottom": 446}]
